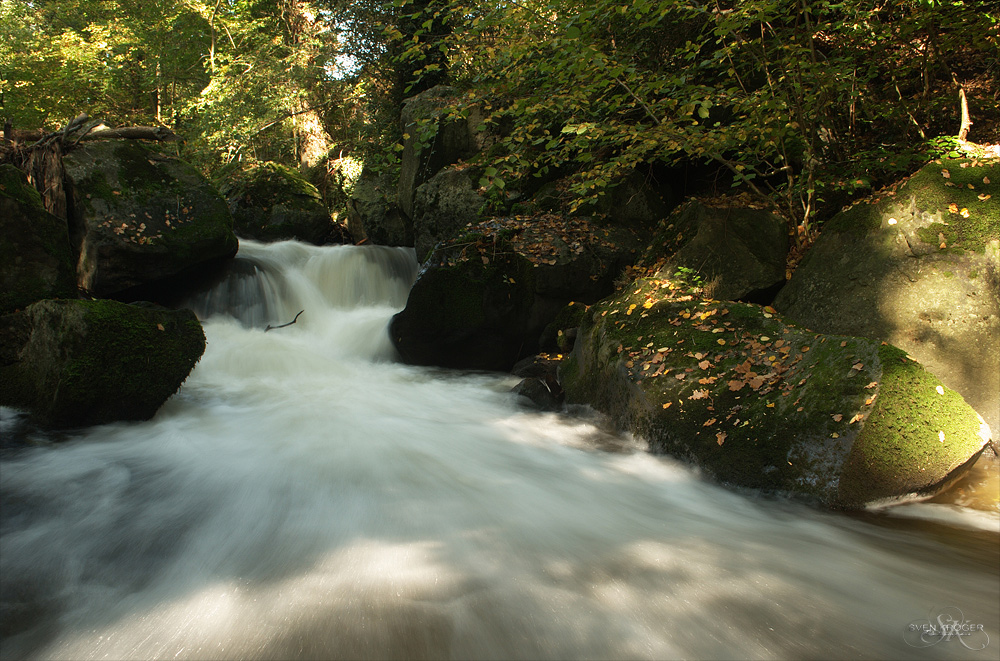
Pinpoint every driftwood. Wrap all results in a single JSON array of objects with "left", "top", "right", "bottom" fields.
[
  {"left": 264, "top": 310, "right": 304, "bottom": 332},
  {"left": 3, "top": 115, "right": 177, "bottom": 148}
]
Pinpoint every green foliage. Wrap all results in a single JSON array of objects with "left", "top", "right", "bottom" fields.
[{"left": 383, "top": 0, "right": 998, "bottom": 231}]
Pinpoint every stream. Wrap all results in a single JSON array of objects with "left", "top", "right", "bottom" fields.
[{"left": 1, "top": 240, "right": 997, "bottom": 660}]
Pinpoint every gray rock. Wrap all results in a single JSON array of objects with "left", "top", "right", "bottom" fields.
[
  {"left": 412, "top": 166, "right": 484, "bottom": 260},
  {"left": 653, "top": 200, "right": 788, "bottom": 302},
  {"left": 774, "top": 159, "right": 1000, "bottom": 432},
  {"left": 397, "top": 86, "right": 486, "bottom": 220},
  {"left": 347, "top": 169, "right": 412, "bottom": 246}
]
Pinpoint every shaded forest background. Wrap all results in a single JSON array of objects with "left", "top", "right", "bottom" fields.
[{"left": 2, "top": 0, "right": 997, "bottom": 230}]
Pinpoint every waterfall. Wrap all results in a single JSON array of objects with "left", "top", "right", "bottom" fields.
[{"left": 1, "top": 240, "right": 996, "bottom": 660}]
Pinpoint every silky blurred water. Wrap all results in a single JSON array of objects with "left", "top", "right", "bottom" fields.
[{"left": 1, "top": 240, "right": 996, "bottom": 660}]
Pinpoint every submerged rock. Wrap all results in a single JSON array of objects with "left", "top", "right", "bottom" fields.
[
  {"left": 222, "top": 161, "right": 347, "bottom": 245},
  {"left": 62, "top": 141, "right": 238, "bottom": 297},
  {"left": 0, "top": 299, "right": 205, "bottom": 428},
  {"left": 559, "top": 277, "right": 991, "bottom": 508},
  {"left": 774, "top": 158, "right": 999, "bottom": 432},
  {"left": 0, "top": 165, "right": 77, "bottom": 313}
]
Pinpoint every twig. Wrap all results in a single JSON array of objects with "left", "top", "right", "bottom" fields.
[{"left": 264, "top": 310, "right": 304, "bottom": 332}]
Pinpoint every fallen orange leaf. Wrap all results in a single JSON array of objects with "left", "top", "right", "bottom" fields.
[
  {"left": 716, "top": 432, "right": 727, "bottom": 445},
  {"left": 832, "top": 413, "right": 843, "bottom": 422}
]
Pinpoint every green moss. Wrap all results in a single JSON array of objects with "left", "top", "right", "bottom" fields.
[
  {"left": 824, "top": 160, "right": 998, "bottom": 252},
  {"left": 3, "top": 299, "right": 206, "bottom": 427},
  {"left": 838, "top": 344, "right": 985, "bottom": 506},
  {"left": 0, "top": 165, "right": 44, "bottom": 209}
]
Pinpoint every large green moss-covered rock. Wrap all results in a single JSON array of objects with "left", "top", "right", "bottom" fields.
[
  {"left": 0, "top": 165, "right": 77, "bottom": 313},
  {"left": 222, "top": 161, "right": 348, "bottom": 245},
  {"left": 0, "top": 299, "right": 205, "bottom": 428},
  {"left": 774, "top": 158, "right": 999, "bottom": 432},
  {"left": 559, "top": 277, "right": 991, "bottom": 508},
  {"left": 62, "top": 141, "right": 238, "bottom": 297}
]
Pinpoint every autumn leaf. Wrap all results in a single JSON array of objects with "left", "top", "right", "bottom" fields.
[
  {"left": 748, "top": 376, "right": 764, "bottom": 389},
  {"left": 717, "top": 339, "right": 726, "bottom": 345},
  {"left": 948, "top": 203, "right": 959, "bottom": 214},
  {"left": 801, "top": 346, "right": 810, "bottom": 352},
  {"left": 985, "top": 176, "right": 991, "bottom": 184},
  {"left": 865, "top": 395, "right": 876, "bottom": 406},
  {"left": 849, "top": 413, "right": 863, "bottom": 424},
  {"left": 728, "top": 379, "right": 745, "bottom": 391},
  {"left": 979, "top": 194, "right": 992, "bottom": 201},
  {"left": 840, "top": 341, "right": 847, "bottom": 347},
  {"left": 690, "top": 389, "right": 709, "bottom": 400},
  {"left": 156, "top": 323, "right": 165, "bottom": 331},
  {"left": 662, "top": 402, "right": 672, "bottom": 409},
  {"left": 865, "top": 381, "right": 878, "bottom": 389},
  {"left": 941, "top": 169, "right": 950, "bottom": 178},
  {"left": 675, "top": 373, "right": 687, "bottom": 380},
  {"left": 852, "top": 362, "right": 863, "bottom": 371},
  {"left": 703, "top": 418, "right": 717, "bottom": 426},
  {"left": 716, "top": 432, "right": 727, "bottom": 446},
  {"left": 765, "top": 402, "right": 775, "bottom": 408},
  {"left": 832, "top": 413, "right": 843, "bottom": 422},
  {"left": 960, "top": 208, "right": 970, "bottom": 218},
  {"left": 698, "top": 360, "right": 711, "bottom": 370}
]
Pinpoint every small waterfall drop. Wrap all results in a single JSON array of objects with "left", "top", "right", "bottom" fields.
[{"left": 1, "top": 240, "right": 996, "bottom": 660}]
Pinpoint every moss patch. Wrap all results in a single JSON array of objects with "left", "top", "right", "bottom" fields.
[
  {"left": 838, "top": 344, "right": 987, "bottom": 506},
  {"left": 0, "top": 299, "right": 205, "bottom": 428}
]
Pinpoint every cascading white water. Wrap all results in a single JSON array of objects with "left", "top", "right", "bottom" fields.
[{"left": 1, "top": 240, "right": 997, "bottom": 660}]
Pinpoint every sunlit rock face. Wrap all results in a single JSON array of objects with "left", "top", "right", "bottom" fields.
[
  {"left": 774, "top": 159, "right": 999, "bottom": 433},
  {"left": 559, "top": 276, "right": 992, "bottom": 508}
]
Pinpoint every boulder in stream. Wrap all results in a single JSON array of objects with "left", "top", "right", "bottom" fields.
[
  {"left": 0, "top": 165, "right": 77, "bottom": 313},
  {"left": 774, "top": 158, "right": 999, "bottom": 433},
  {"left": 558, "top": 276, "right": 992, "bottom": 508},
  {"left": 0, "top": 299, "right": 205, "bottom": 428},
  {"left": 390, "top": 215, "right": 642, "bottom": 371},
  {"left": 222, "top": 161, "right": 348, "bottom": 245},
  {"left": 62, "top": 141, "right": 238, "bottom": 298}
]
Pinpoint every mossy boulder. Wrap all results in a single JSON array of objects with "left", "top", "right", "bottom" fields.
[
  {"left": 222, "top": 161, "right": 347, "bottom": 245},
  {"left": 647, "top": 200, "right": 789, "bottom": 302},
  {"left": 774, "top": 158, "right": 999, "bottom": 432},
  {"left": 397, "top": 85, "right": 487, "bottom": 220},
  {"left": 62, "top": 141, "right": 238, "bottom": 297},
  {"left": 0, "top": 165, "right": 77, "bottom": 313},
  {"left": 0, "top": 299, "right": 205, "bottom": 428},
  {"left": 559, "top": 277, "right": 991, "bottom": 508},
  {"left": 347, "top": 168, "right": 412, "bottom": 246},
  {"left": 390, "top": 216, "right": 642, "bottom": 371},
  {"left": 412, "top": 165, "right": 484, "bottom": 260}
]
